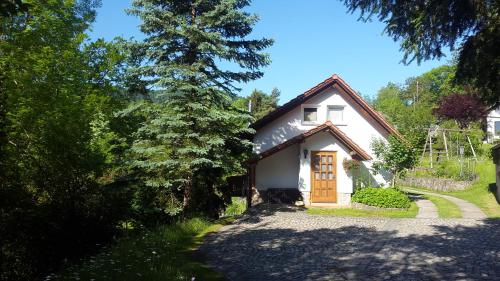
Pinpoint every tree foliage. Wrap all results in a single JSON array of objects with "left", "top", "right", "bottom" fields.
[
  {"left": 371, "top": 135, "right": 417, "bottom": 187},
  {"left": 373, "top": 78, "right": 435, "bottom": 147},
  {"left": 0, "top": 0, "right": 29, "bottom": 17},
  {"left": 125, "top": 0, "right": 272, "bottom": 220},
  {"left": 433, "top": 93, "right": 486, "bottom": 128},
  {"left": 0, "top": 1, "right": 133, "bottom": 279},
  {"left": 372, "top": 64, "right": 487, "bottom": 148},
  {"left": 234, "top": 87, "right": 280, "bottom": 120},
  {"left": 344, "top": 0, "right": 499, "bottom": 105}
]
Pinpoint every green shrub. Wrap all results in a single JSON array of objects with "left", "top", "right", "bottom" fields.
[
  {"left": 352, "top": 187, "right": 411, "bottom": 208},
  {"left": 433, "top": 159, "right": 477, "bottom": 181},
  {"left": 224, "top": 197, "right": 247, "bottom": 216},
  {"left": 411, "top": 159, "right": 478, "bottom": 181}
]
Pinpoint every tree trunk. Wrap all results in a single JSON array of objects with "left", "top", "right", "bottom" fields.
[
  {"left": 392, "top": 170, "right": 398, "bottom": 188},
  {"left": 183, "top": 176, "right": 193, "bottom": 212}
]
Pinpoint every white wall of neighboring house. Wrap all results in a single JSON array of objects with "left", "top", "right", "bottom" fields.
[
  {"left": 486, "top": 107, "right": 500, "bottom": 143},
  {"left": 252, "top": 86, "right": 392, "bottom": 205}
]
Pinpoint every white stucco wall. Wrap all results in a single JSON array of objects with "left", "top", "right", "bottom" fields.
[
  {"left": 255, "top": 144, "right": 300, "bottom": 189},
  {"left": 253, "top": 86, "right": 391, "bottom": 187},
  {"left": 486, "top": 107, "right": 500, "bottom": 143},
  {"left": 298, "top": 131, "right": 353, "bottom": 194}
]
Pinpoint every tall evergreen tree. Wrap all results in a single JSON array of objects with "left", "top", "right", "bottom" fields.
[
  {"left": 127, "top": 0, "right": 272, "bottom": 218},
  {"left": 249, "top": 87, "right": 280, "bottom": 120},
  {"left": 234, "top": 87, "right": 280, "bottom": 120}
]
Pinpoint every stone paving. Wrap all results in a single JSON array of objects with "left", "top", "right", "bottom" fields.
[
  {"left": 411, "top": 195, "right": 439, "bottom": 219},
  {"left": 200, "top": 205, "right": 500, "bottom": 281}
]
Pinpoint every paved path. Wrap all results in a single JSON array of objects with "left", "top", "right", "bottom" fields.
[
  {"left": 404, "top": 188, "right": 487, "bottom": 219},
  {"left": 200, "top": 205, "right": 499, "bottom": 281},
  {"left": 414, "top": 197, "right": 439, "bottom": 219}
]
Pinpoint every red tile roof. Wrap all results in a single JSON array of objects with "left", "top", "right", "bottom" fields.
[
  {"left": 251, "top": 74, "right": 402, "bottom": 139},
  {"left": 249, "top": 121, "right": 372, "bottom": 163}
]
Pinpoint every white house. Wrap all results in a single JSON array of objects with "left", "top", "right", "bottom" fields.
[
  {"left": 247, "top": 74, "right": 401, "bottom": 206},
  {"left": 485, "top": 105, "right": 500, "bottom": 143}
]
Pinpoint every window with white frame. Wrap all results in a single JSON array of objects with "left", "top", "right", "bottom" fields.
[
  {"left": 327, "top": 106, "right": 345, "bottom": 124},
  {"left": 303, "top": 107, "right": 318, "bottom": 122}
]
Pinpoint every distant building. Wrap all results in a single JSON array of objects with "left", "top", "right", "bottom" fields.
[{"left": 485, "top": 105, "right": 500, "bottom": 143}]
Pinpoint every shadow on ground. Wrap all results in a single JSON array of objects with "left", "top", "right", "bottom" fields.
[
  {"left": 240, "top": 204, "right": 306, "bottom": 224},
  {"left": 488, "top": 183, "right": 500, "bottom": 204},
  {"left": 201, "top": 205, "right": 500, "bottom": 281}
]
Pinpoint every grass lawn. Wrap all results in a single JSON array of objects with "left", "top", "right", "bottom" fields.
[
  {"left": 424, "top": 194, "right": 461, "bottom": 218},
  {"left": 307, "top": 202, "right": 418, "bottom": 218},
  {"left": 409, "top": 160, "right": 500, "bottom": 219},
  {"left": 52, "top": 197, "right": 247, "bottom": 281}
]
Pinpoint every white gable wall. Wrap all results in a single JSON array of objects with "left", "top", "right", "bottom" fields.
[{"left": 486, "top": 107, "right": 500, "bottom": 143}]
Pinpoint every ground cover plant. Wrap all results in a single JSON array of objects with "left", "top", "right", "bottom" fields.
[
  {"left": 351, "top": 187, "right": 411, "bottom": 209},
  {"left": 51, "top": 218, "right": 224, "bottom": 281},
  {"left": 412, "top": 158, "right": 477, "bottom": 181},
  {"left": 52, "top": 197, "right": 247, "bottom": 281}
]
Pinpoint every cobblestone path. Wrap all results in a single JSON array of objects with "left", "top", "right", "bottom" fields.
[{"left": 200, "top": 205, "right": 500, "bottom": 281}]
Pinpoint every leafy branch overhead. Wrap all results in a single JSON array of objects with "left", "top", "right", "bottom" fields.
[{"left": 343, "top": 0, "right": 500, "bottom": 105}]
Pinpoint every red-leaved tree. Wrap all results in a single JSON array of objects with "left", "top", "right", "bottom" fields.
[{"left": 433, "top": 93, "right": 486, "bottom": 128}]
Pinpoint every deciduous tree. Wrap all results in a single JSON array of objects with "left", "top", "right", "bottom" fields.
[
  {"left": 433, "top": 93, "right": 486, "bottom": 128},
  {"left": 0, "top": 1, "right": 131, "bottom": 279},
  {"left": 371, "top": 135, "right": 417, "bottom": 187}
]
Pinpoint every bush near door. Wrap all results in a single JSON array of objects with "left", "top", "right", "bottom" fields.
[{"left": 352, "top": 187, "right": 411, "bottom": 208}]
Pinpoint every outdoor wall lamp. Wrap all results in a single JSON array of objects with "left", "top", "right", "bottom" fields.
[{"left": 303, "top": 149, "right": 308, "bottom": 159}]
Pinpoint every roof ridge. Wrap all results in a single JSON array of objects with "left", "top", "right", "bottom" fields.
[{"left": 251, "top": 73, "right": 402, "bottom": 140}]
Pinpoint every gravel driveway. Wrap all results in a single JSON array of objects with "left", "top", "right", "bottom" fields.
[{"left": 200, "top": 205, "right": 500, "bottom": 281}]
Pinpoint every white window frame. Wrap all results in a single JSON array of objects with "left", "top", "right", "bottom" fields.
[
  {"left": 327, "top": 105, "right": 346, "bottom": 125},
  {"left": 301, "top": 104, "right": 320, "bottom": 125}
]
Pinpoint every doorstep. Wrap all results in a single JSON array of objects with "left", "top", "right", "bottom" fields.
[{"left": 308, "top": 202, "right": 350, "bottom": 208}]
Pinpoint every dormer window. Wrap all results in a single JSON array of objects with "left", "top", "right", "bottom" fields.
[
  {"left": 302, "top": 105, "right": 319, "bottom": 124},
  {"left": 328, "top": 105, "right": 345, "bottom": 124}
]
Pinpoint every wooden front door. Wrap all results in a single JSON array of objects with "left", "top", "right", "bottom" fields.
[{"left": 311, "top": 151, "right": 337, "bottom": 203}]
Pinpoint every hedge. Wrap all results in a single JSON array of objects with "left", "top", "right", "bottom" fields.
[{"left": 352, "top": 187, "right": 411, "bottom": 209}]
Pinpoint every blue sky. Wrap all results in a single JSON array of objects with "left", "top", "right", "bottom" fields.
[{"left": 89, "top": 0, "right": 451, "bottom": 104}]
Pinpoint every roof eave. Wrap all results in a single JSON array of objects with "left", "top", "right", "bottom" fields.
[{"left": 248, "top": 122, "right": 372, "bottom": 164}]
